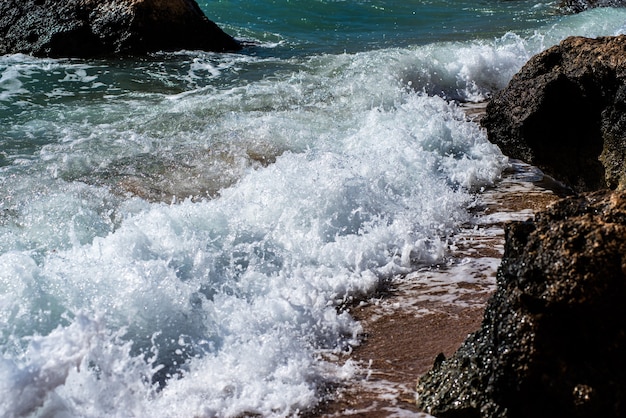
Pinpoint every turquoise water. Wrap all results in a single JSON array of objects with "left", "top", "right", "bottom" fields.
[
  {"left": 208, "top": 0, "right": 558, "bottom": 53},
  {"left": 0, "top": 2, "right": 625, "bottom": 417}
]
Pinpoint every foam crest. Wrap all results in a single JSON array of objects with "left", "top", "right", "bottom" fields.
[
  {"left": 0, "top": 178, "right": 121, "bottom": 256},
  {"left": 0, "top": 68, "right": 472, "bottom": 418},
  {"left": 0, "top": 87, "right": 506, "bottom": 415},
  {"left": 0, "top": 314, "right": 159, "bottom": 417},
  {"left": 395, "top": 8, "right": 626, "bottom": 102}
]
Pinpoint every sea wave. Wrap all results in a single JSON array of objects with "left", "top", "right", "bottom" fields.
[{"left": 1, "top": 5, "right": 626, "bottom": 417}]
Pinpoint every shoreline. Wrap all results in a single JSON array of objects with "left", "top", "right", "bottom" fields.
[{"left": 314, "top": 160, "right": 562, "bottom": 417}]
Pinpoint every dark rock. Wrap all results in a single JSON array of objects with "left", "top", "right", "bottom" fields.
[
  {"left": 0, "top": 0, "right": 241, "bottom": 58},
  {"left": 481, "top": 35, "right": 626, "bottom": 193},
  {"left": 560, "top": 0, "right": 626, "bottom": 13},
  {"left": 416, "top": 190, "right": 626, "bottom": 418}
]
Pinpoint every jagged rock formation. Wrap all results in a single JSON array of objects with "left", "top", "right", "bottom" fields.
[
  {"left": 481, "top": 35, "right": 626, "bottom": 193},
  {"left": 416, "top": 190, "right": 626, "bottom": 418},
  {"left": 0, "top": 0, "right": 241, "bottom": 58},
  {"left": 560, "top": 0, "right": 626, "bottom": 13}
]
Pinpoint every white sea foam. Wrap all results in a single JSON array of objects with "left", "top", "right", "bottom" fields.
[
  {"left": 0, "top": 89, "right": 506, "bottom": 416},
  {"left": 0, "top": 67, "right": 28, "bottom": 101},
  {"left": 394, "top": 7, "right": 626, "bottom": 102}
]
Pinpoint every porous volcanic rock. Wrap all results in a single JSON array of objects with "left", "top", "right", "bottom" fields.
[
  {"left": 560, "top": 0, "right": 626, "bottom": 13},
  {"left": 416, "top": 190, "right": 626, "bottom": 418},
  {"left": 0, "top": 0, "right": 240, "bottom": 58},
  {"left": 481, "top": 35, "right": 626, "bottom": 193}
]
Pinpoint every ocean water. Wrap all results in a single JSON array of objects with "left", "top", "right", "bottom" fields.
[{"left": 1, "top": 1, "right": 625, "bottom": 416}]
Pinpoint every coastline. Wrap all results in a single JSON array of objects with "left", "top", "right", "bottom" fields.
[
  {"left": 3, "top": 3, "right": 626, "bottom": 415},
  {"left": 314, "top": 158, "right": 562, "bottom": 417}
]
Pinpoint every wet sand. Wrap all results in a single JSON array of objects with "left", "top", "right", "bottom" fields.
[{"left": 314, "top": 160, "right": 562, "bottom": 417}]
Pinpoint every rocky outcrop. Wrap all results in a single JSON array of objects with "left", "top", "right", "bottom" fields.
[
  {"left": 416, "top": 190, "right": 626, "bottom": 418},
  {"left": 481, "top": 35, "right": 626, "bottom": 193},
  {"left": 0, "top": 0, "right": 241, "bottom": 58},
  {"left": 560, "top": 0, "right": 626, "bottom": 13}
]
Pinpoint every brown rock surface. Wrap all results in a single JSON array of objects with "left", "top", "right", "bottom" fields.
[
  {"left": 481, "top": 35, "right": 626, "bottom": 193},
  {"left": 0, "top": 0, "right": 240, "bottom": 58}
]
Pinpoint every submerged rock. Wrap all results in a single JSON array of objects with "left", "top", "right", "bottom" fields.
[
  {"left": 0, "top": 0, "right": 241, "bottom": 58},
  {"left": 416, "top": 190, "right": 626, "bottom": 417},
  {"left": 481, "top": 35, "right": 626, "bottom": 193}
]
